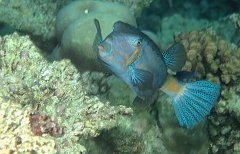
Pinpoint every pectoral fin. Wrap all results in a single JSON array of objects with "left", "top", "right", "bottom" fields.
[{"left": 129, "top": 66, "right": 153, "bottom": 90}]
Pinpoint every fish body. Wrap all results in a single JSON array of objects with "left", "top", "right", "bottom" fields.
[
  {"left": 94, "top": 19, "right": 220, "bottom": 128},
  {"left": 95, "top": 19, "right": 179, "bottom": 99}
]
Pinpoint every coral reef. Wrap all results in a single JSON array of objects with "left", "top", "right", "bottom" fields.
[
  {"left": 172, "top": 25, "right": 240, "bottom": 154},
  {"left": 0, "top": 31, "right": 175, "bottom": 154},
  {"left": 0, "top": 95, "right": 57, "bottom": 154},
  {"left": 52, "top": 95, "right": 134, "bottom": 153},
  {"left": 0, "top": 32, "right": 138, "bottom": 153},
  {"left": 2, "top": 1, "right": 240, "bottom": 153},
  {"left": 174, "top": 27, "right": 240, "bottom": 84},
  {"left": 0, "top": 32, "right": 108, "bottom": 107},
  {"left": 0, "top": 0, "right": 152, "bottom": 40},
  {"left": 83, "top": 109, "right": 170, "bottom": 154}
]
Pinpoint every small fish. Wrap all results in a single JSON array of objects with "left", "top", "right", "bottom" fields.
[{"left": 94, "top": 19, "right": 220, "bottom": 128}]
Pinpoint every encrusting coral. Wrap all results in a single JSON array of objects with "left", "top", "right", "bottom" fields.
[{"left": 174, "top": 27, "right": 240, "bottom": 84}]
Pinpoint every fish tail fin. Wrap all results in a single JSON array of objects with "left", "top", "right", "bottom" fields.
[
  {"left": 162, "top": 42, "right": 186, "bottom": 72},
  {"left": 161, "top": 75, "right": 220, "bottom": 128}
]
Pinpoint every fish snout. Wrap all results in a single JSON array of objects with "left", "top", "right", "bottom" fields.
[
  {"left": 98, "top": 44, "right": 107, "bottom": 58},
  {"left": 98, "top": 44, "right": 105, "bottom": 52},
  {"left": 97, "top": 40, "right": 112, "bottom": 58}
]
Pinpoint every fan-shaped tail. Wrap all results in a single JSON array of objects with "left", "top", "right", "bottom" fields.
[{"left": 161, "top": 76, "right": 220, "bottom": 128}]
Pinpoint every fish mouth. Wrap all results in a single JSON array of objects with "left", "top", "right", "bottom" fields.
[
  {"left": 98, "top": 44, "right": 105, "bottom": 52},
  {"left": 97, "top": 38, "right": 112, "bottom": 58},
  {"left": 98, "top": 44, "right": 108, "bottom": 58}
]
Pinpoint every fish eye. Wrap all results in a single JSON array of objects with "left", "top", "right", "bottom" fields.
[{"left": 133, "top": 39, "right": 142, "bottom": 47}]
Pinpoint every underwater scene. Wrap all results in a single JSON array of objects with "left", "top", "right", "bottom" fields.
[{"left": 0, "top": 0, "right": 240, "bottom": 153}]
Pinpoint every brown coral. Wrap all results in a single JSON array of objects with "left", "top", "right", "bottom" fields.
[
  {"left": 0, "top": 96, "right": 57, "bottom": 153},
  {"left": 29, "top": 111, "right": 64, "bottom": 137},
  {"left": 174, "top": 27, "right": 240, "bottom": 84}
]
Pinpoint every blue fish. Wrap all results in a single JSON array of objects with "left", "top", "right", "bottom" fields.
[{"left": 94, "top": 19, "right": 220, "bottom": 128}]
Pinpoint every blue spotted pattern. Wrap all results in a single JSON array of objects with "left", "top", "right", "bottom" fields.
[{"left": 173, "top": 80, "right": 220, "bottom": 128}]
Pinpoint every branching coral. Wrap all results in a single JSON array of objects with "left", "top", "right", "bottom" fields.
[
  {"left": 174, "top": 27, "right": 240, "bottom": 153},
  {"left": 174, "top": 27, "right": 240, "bottom": 84}
]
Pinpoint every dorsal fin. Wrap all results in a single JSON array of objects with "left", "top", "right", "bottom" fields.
[
  {"left": 162, "top": 42, "right": 186, "bottom": 72},
  {"left": 93, "top": 19, "right": 103, "bottom": 52},
  {"left": 94, "top": 19, "right": 102, "bottom": 42}
]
